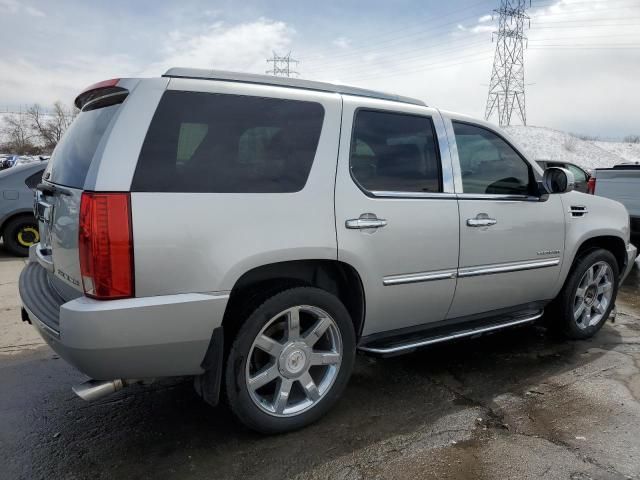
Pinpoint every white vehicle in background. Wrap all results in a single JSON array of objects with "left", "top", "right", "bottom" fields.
[{"left": 589, "top": 164, "right": 640, "bottom": 237}]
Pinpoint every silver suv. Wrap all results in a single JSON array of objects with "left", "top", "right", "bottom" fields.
[{"left": 20, "top": 69, "right": 637, "bottom": 433}]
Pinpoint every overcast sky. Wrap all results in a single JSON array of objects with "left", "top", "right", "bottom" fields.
[{"left": 1, "top": 0, "right": 639, "bottom": 137}]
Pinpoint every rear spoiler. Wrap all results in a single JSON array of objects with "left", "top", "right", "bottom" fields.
[{"left": 74, "top": 78, "right": 128, "bottom": 110}]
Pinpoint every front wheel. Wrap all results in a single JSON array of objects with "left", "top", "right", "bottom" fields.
[
  {"left": 550, "top": 249, "right": 619, "bottom": 339},
  {"left": 225, "top": 287, "right": 356, "bottom": 434}
]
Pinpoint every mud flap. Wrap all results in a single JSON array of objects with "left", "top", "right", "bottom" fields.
[{"left": 193, "top": 326, "right": 224, "bottom": 407}]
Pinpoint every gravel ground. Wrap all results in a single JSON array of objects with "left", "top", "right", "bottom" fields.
[{"left": 1, "top": 249, "right": 639, "bottom": 480}]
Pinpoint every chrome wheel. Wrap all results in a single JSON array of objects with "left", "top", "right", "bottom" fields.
[
  {"left": 245, "top": 305, "right": 342, "bottom": 417},
  {"left": 573, "top": 261, "right": 614, "bottom": 329}
]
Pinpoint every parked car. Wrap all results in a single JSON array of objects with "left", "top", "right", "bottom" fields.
[
  {"left": 0, "top": 154, "right": 19, "bottom": 170},
  {"left": 0, "top": 161, "right": 46, "bottom": 255},
  {"left": 589, "top": 163, "right": 640, "bottom": 237},
  {"left": 20, "top": 70, "right": 636, "bottom": 434},
  {"left": 536, "top": 160, "right": 591, "bottom": 193}
]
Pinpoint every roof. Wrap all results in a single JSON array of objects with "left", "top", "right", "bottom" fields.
[{"left": 163, "top": 68, "right": 426, "bottom": 107}]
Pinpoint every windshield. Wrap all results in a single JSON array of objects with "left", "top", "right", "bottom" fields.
[{"left": 44, "top": 103, "right": 120, "bottom": 188}]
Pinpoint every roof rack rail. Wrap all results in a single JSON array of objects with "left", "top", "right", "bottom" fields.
[{"left": 163, "top": 68, "right": 426, "bottom": 107}]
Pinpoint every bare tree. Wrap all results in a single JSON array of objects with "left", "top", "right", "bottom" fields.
[
  {"left": 1, "top": 113, "right": 38, "bottom": 154},
  {"left": 27, "top": 102, "right": 76, "bottom": 151}
]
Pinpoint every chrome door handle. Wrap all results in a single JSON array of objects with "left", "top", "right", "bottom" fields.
[
  {"left": 346, "top": 214, "right": 387, "bottom": 229},
  {"left": 467, "top": 214, "right": 497, "bottom": 227}
]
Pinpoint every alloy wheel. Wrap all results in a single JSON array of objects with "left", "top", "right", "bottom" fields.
[
  {"left": 245, "top": 305, "right": 342, "bottom": 417},
  {"left": 573, "top": 261, "right": 614, "bottom": 329}
]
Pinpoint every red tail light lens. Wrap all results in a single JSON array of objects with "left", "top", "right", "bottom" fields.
[
  {"left": 587, "top": 177, "right": 596, "bottom": 194},
  {"left": 79, "top": 192, "right": 134, "bottom": 299}
]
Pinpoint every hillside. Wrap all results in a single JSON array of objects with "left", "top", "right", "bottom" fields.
[
  {"left": 503, "top": 125, "right": 627, "bottom": 170},
  {"left": 593, "top": 141, "right": 640, "bottom": 165}
]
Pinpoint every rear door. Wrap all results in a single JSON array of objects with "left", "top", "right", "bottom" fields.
[
  {"left": 335, "top": 97, "right": 460, "bottom": 337},
  {"left": 445, "top": 117, "right": 565, "bottom": 318}
]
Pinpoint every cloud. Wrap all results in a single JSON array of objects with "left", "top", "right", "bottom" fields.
[
  {"left": 478, "top": 14, "right": 492, "bottom": 23},
  {"left": 0, "top": 0, "right": 44, "bottom": 17},
  {"left": 333, "top": 37, "right": 350, "bottom": 49},
  {"left": 143, "top": 18, "right": 294, "bottom": 75},
  {"left": 24, "top": 5, "right": 45, "bottom": 17},
  {"left": 471, "top": 25, "right": 494, "bottom": 34}
]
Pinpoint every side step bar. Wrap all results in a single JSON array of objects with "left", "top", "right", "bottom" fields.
[{"left": 358, "top": 311, "right": 544, "bottom": 355}]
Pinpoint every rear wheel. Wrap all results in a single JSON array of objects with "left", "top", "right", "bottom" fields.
[
  {"left": 2, "top": 216, "right": 40, "bottom": 257},
  {"left": 225, "top": 286, "right": 356, "bottom": 434},
  {"left": 549, "top": 249, "right": 619, "bottom": 339}
]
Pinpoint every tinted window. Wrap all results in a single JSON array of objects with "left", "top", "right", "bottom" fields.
[
  {"left": 45, "top": 103, "right": 120, "bottom": 188},
  {"left": 132, "top": 91, "right": 325, "bottom": 193},
  {"left": 24, "top": 168, "right": 45, "bottom": 189},
  {"left": 350, "top": 110, "right": 441, "bottom": 193},
  {"left": 453, "top": 122, "right": 532, "bottom": 195}
]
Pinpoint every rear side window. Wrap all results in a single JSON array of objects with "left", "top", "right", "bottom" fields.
[
  {"left": 25, "top": 168, "right": 45, "bottom": 189},
  {"left": 350, "top": 110, "right": 441, "bottom": 194},
  {"left": 132, "top": 91, "right": 325, "bottom": 193},
  {"left": 45, "top": 104, "right": 120, "bottom": 188}
]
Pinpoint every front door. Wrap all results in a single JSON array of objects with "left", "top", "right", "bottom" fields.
[
  {"left": 445, "top": 119, "right": 565, "bottom": 318},
  {"left": 335, "top": 97, "right": 460, "bottom": 337}
]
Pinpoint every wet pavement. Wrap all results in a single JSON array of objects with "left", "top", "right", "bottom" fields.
[{"left": 1, "top": 249, "right": 639, "bottom": 480}]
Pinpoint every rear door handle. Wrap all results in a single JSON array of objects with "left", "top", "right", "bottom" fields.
[
  {"left": 467, "top": 214, "right": 497, "bottom": 227},
  {"left": 346, "top": 213, "right": 387, "bottom": 230}
]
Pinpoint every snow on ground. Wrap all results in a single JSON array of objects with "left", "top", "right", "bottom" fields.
[
  {"left": 503, "top": 125, "right": 628, "bottom": 170},
  {"left": 593, "top": 141, "right": 640, "bottom": 165}
]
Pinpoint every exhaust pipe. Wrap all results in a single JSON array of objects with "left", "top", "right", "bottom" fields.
[{"left": 72, "top": 379, "right": 128, "bottom": 401}]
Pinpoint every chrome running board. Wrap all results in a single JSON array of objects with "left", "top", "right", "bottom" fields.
[{"left": 358, "top": 311, "right": 544, "bottom": 355}]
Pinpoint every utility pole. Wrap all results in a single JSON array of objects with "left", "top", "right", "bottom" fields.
[
  {"left": 266, "top": 51, "right": 299, "bottom": 77},
  {"left": 484, "top": 0, "right": 530, "bottom": 126}
]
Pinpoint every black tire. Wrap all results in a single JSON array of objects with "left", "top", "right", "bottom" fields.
[
  {"left": 548, "top": 248, "right": 619, "bottom": 340},
  {"left": 2, "top": 215, "right": 40, "bottom": 257},
  {"left": 224, "top": 286, "right": 356, "bottom": 434}
]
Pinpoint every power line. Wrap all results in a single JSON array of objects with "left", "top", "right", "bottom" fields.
[{"left": 485, "top": 0, "right": 530, "bottom": 126}]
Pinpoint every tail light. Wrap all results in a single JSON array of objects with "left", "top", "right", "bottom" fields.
[
  {"left": 79, "top": 192, "right": 134, "bottom": 299},
  {"left": 587, "top": 177, "right": 596, "bottom": 194}
]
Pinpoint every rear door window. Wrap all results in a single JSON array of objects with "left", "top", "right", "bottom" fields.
[
  {"left": 349, "top": 110, "right": 442, "bottom": 194},
  {"left": 44, "top": 103, "right": 120, "bottom": 188},
  {"left": 132, "top": 91, "right": 325, "bottom": 193}
]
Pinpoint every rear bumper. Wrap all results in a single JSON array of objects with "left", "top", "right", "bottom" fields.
[
  {"left": 622, "top": 243, "right": 638, "bottom": 283},
  {"left": 19, "top": 261, "right": 229, "bottom": 380}
]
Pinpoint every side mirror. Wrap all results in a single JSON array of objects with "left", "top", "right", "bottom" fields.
[{"left": 542, "top": 167, "right": 575, "bottom": 194}]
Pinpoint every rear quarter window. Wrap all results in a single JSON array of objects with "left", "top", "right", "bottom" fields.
[
  {"left": 132, "top": 91, "right": 325, "bottom": 193},
  {"left": 44, "top": 103, "right": 120, "bottom": 188}
]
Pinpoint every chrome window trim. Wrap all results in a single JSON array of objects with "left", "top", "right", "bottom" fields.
[
  {"left": 371, "top": 191, "right": 457, "bottom": 200},
  {"left": 457, "top": 258, "right": 560, "bottom": 278},
  {"left": 456, "top": 193, "right": 541, "bottom": 202},
  {"left": 383, "top": 269, "right": 457, "bottom": 286}
]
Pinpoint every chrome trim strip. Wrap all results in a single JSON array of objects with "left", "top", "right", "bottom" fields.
[
  {"left": 358, "top": 312, "right": 543, "bottom": 354},
  {"left": 383, "top": 269, "right": 457, "bottom": 286},
  {"left": 456, "top": 193, "right": 541, "bottom": 202},
  {"left": 370, "top": 191, "right": 457, "bottom": 199},
  {"left": 458, "top": 258, "right": 560, "bottom": 278},
  {"left": 432, "top": 112, "right": 456, "bottom": 194},
  {"left": 440, "top": 115, "right": 464, "bottom": 193}
]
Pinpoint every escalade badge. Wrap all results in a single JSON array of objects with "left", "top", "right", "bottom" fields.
[{"left": 537, "top": 249, "right": 560, "bottom": 256}]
